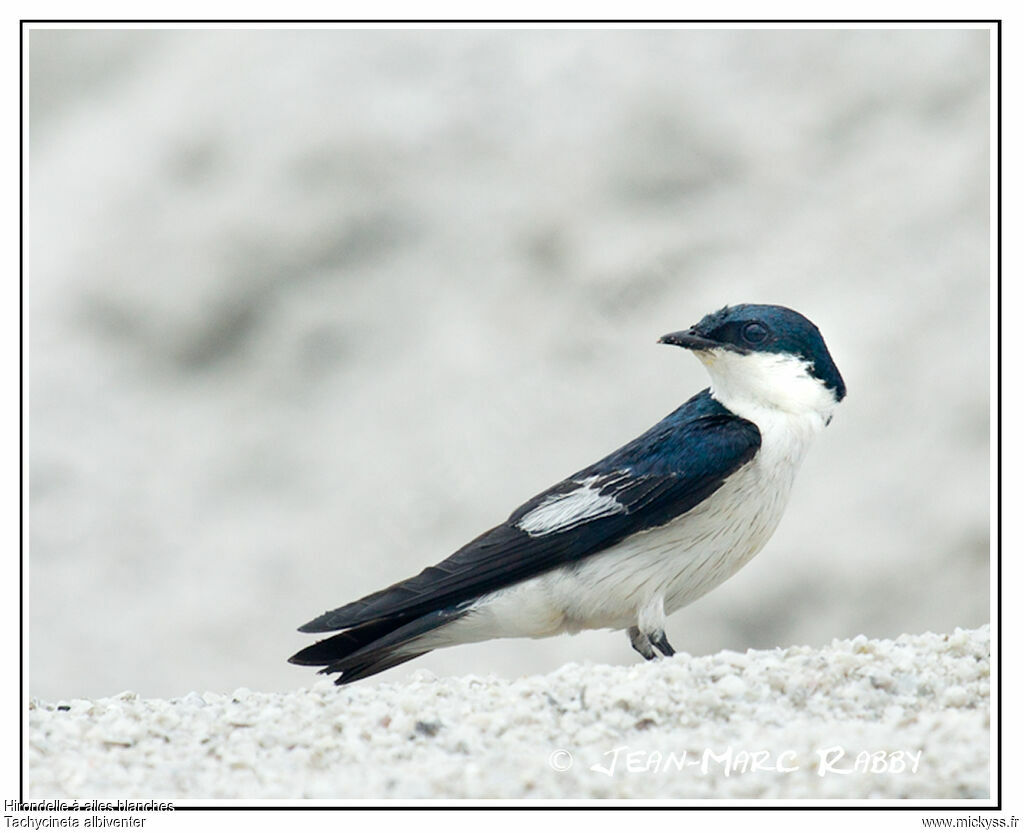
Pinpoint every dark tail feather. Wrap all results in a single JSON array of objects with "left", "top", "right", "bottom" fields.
[
  {"left": 288, "top": 617, "right": 409, "bottom": 666},
  {"left": 321, "top": 651, "right": 429, "bottom": 684},
  {"left": 288, "top": 605, "right": 469, "bottom": 685}
]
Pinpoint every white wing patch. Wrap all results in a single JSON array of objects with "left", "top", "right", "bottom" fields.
[{"left": 516, "top": 473, "right": 629, "bottom": 537}]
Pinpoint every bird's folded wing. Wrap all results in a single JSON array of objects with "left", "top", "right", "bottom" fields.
[{"left": 299, "top": 412, "right": 760, "bottom": 633}]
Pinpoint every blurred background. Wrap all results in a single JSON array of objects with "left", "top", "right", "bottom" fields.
[{"left": 28, "top": 27, "right": 991, "bottom": 701}]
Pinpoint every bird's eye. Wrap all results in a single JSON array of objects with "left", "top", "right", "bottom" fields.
[{"left": 742, "top": 322, "right": 768, "bottom": 343}]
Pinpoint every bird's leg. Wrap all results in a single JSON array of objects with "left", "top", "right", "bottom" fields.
[
  {"left": 628, "top": 626, "right": 657, "bottom": 661},
  {"left": 636, "top": 596, "right": 675, "bottom": 659}
]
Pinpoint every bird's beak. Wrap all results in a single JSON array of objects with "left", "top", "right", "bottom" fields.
[{"left": 658, "top": 329, "right": 721, "bottom": 351}]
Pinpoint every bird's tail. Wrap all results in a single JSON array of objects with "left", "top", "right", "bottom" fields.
[{"left": 288, "top": 605, "right": 469, "bottom": 685}]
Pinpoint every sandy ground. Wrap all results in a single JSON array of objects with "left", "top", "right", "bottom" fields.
[{"left": 28, "top": 627, "right": 990, "bottom": 801}]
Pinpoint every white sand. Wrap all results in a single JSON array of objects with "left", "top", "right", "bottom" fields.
[{"left": 28, "top": 627, "right": 990, "bottom": 800}]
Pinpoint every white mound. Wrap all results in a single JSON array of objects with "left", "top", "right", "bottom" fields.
[{"left": 29, "top": 627, "right": 990, "bottom": 801}]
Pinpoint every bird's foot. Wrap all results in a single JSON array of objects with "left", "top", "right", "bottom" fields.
[
  {"left": 628, "top": 626, "right": 657, "bottom": 661},
  {"left": 628, "top": 626, "right": 676, "bottom": 660},
  {"left": 650, "top": 630, "right": 676, "bottom": 657}
]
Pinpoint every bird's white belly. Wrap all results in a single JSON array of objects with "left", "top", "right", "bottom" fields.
[{"left": 547, "top": 453, "right": 796, "bottom": 631}]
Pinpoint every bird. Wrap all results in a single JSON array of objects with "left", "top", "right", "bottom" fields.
[{"left": 290, "top": 303, "right": 846, "bottom": 685}]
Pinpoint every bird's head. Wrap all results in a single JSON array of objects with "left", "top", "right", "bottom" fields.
[{"left": 660, "top": 304, "right": 846, "bottom": 423}]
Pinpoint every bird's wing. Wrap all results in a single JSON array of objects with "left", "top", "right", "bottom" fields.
[{"left": 299, "top": 409, "right": 760, "bottom": 633}]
